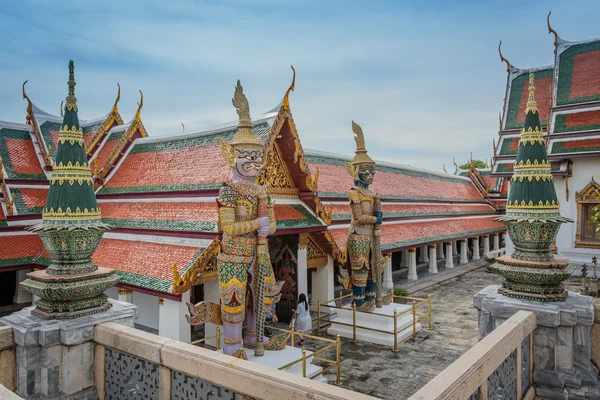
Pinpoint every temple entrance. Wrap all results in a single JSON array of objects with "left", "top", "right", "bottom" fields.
[
  {"left": 0, "top": 270, "right": 16, "bottom": 307},
  {"left": 270, "top": 235, "right": 299, "bottom": 323}
]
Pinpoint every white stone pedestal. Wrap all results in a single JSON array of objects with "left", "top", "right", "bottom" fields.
[
  {"left": 325, "top": 302, "right": 421, "bottom": 347},
  {"left": 220, "top": 346, "right": 327, "bottom": 383},
  {"left": 474, "top": 285, "right": 598, "bottom": 399},
  {"left": 0, "top": 300, "right": 137, "bottom": 399}
]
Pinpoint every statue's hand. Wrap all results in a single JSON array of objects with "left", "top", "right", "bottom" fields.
[{"left": 374, "top": 210, "right": 383, "bottom": 225}]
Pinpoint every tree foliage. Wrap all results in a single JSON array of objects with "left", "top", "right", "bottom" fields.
[{"left": 459, "top": 159, "right": 487, "bottom": 169}]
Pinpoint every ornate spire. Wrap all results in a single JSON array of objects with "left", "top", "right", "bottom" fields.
[
  {"left": 65, "top": 60, "right": 77, "bottom": 112},
  {"left": 350, "top": 121, "right": 375, "bottom": 166},
  {"left": 229, "top": 80, "right": 261, "bottom": 148},
  {"left": 547, "top": 11, "right": 558, "bottom": 46}
]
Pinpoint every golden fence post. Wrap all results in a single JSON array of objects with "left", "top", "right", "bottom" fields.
[
  {"left": 393, "top": 308, "right": 399, "bottom": 353},
  {"left": 335, "top": 334, "right": 342, "bottom": 385},
  {"left": 302, "top": 347, "right": 307, "bottom": 378},
  {"left": 412, "top": 300, "right": 417, "bottom": 341},
  {"left": 291, "top": 323, "right": 295, "bottom": 346},
  {"left": 427, "top": 294, "right": 433, "bottom": 331},
  {"left": 317, "top": 298, "right": 321, "bottom": 336},
  {"left": 339, "top": 291, "right": 343, "bottom": 307},
  {"left": 216, "top": 326, "right": 221, "bottom": 351},
  {"left": 352, "top": 303, "right": 357, "bottom": 343}
]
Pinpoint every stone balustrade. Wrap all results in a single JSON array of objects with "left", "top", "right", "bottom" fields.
[
  {"left": 408, "top": 310, "right": 536, "bottom": 400},
  {"left": 94, "top": 322, "right": 377, "bottom": 400}
]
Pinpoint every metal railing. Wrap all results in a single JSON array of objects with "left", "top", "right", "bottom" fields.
[
  {"left": 316, "top": 292, "right": 433, "bottom": 352},
  {"left": 190, "top": 324, "right": 341, "bottom": 385},
  {"left": 408, "top": 310, "right": 536, "bottom": 400},
  {"left": 269, "top": 324, "right": 342, "bottom": 385}
]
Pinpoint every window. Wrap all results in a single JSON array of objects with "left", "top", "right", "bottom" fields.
[{"left": 575, "top": 178, "right": 600, "bottom": 248}]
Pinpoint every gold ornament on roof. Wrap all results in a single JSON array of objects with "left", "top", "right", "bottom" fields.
[
  {"left": 498, "top": 41, "right": 511, "bottom": 72},
  {"left": 547, "top": 11, "right": 558, "bottom": 47},
  {"left": 134, "top": 90, "right": 144, "bottom": 123},
  {"left": 65, "top": 60, "right": 77, "bottom": 112},
  {"left": 524, "top": 72, "right": 538, "bottom": 115},
  {"left": 112, "top": 83, "right": 121, "bottom": 115},
  {"left": 60, "top": 101, "right": 64, "bottom": 117},
  {"left": 282, "top": 65, "right": 296, "bottom": 110}
]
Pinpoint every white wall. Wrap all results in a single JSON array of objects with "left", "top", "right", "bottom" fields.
[
  {"left": 555, "top": 158, "right": 600, "bottom": 265},
  {"left": 132, "top": 291, "right": 160, "bottom": 332}
]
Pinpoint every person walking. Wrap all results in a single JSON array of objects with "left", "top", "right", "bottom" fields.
[{"left": 292, "top": 293, "right": 312, "bottom": 346}]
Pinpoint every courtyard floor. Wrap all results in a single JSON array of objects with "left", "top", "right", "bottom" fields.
[{"left": 303, "top": 264, "right": 504, "bottom": 399}]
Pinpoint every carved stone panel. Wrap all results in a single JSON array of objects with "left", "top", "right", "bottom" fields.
[
  {"left": 172, "top": 370, "right": 236, "bottom": 400},
  {"left": 105, "top": 348, "right": 159, "bottom": 399},
  {"left": 487, "top": 350, "right": 516, "bottom": 400}
]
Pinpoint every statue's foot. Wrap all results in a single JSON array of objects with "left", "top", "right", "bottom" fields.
[
  {"left": 244, "top": 336, "right": 269, "bottom": 349},
  {"left": 265, "top": 332, "right": 288, "bottom": 351},
  {"left": 231, "top": 348, "right": 248, "bottom": 360},
  {"left": 356, "top": 300, "right": 375, "bottom": 312},
  {"left": 381, "top": 292, "right": 394, "bottom": 305}
]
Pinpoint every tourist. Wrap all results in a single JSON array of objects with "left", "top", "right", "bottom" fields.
[{"left": 292, "top": 293, "right": 312, "bottom": 346}]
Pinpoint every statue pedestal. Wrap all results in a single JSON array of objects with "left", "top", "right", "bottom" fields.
[
  {"left": 475, "top": 285, "right": 599, "bottom": 400},
  {"left": 0, "top": 300, "right": 137, "bottom": 399},
  {"left": 221, "top": 347, "right": 327, "bottom": 383},
  {"left": 325, "top": 303, "right": 422, "bottom": 347}
]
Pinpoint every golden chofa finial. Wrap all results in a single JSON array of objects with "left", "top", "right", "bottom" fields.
[
  {"left": 493, "top": 138, "right": 497, "bottom": 157},
  {"left": 112, "top": 83, "right": 121, "bottom": 114},
  {"left": 60, "top": 101, "right": 64, "bottom": 117},
  {"left": 498, "top": 111, "right": 503, "bottom": 133},
  {"left": 22, "top": 80, "right": 33, "bottom": 116},
  {"left": 282, "top": 65, "right": 296, "bottom": 110},
  {"left": 134, "top": 90, "right": 143, "bottom": 123},
  {"left": 181, "top": 123, "right": 185, "bottom": 132},
  {"left": 547, "top": 11, "right": 558, "bottom": 47},
  {"left": 498, "top": 41, "right": 511, "bottom": 72},
  {"left": 452, "top": 157, "right": 458, "bottom": 175},
  {"left": 443, "top": 164, "right": 448, "bottom": 174}
]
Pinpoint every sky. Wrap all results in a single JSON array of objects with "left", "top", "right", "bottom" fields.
[{"left": 1, "top": 0, "right": 600, "bottom": 171}]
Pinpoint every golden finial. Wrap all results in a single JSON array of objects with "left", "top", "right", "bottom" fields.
[
  {"left": 181, "top": 123, "right": 185, "bottom": 132},
  {"left": 498, "top": 111, "right": 503, "bottom": 132},
  {"left": 524, "top": 71, "right": 538, "bottom": 115},
  {"left": 112, "top": 83, "right": 121, "bottom": 114},
  {"left": 493, "top": 138, "right": 497, "bottom": 157},
  {"left": 22, "top": 80, "right": 33, "bottom": 116},
  {"left": 443, "top": 164, "right": 448, "bottom": 174},
  {"left": 134, "top": 90, "right": 144, "bottom": 123},
  {"left": 60, "top": 101, "right": 64, "bottom": 117},
  {"left": 452, "top": 157, "right": 458, "bottom": 175},
  {"left": 498, "top": 41, "right": 511, "bottom": 72},
  {"left": 282, "top": 65, "right": 296, "bottom": 110},
  {"left": 172, "top": 260, "right": 182, "bottom": 289},
  {"left": 350, "top": 120, "right": 375, "bottom": 166},
  {"left": 65, "top": 60, "right": 77, "bottom": 112},
  {"left": 547, "top": 11, "right": 558, "bottom": 47}
]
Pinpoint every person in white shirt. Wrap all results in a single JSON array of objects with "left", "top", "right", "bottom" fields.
[{"left": 292, "top": 293, "right": 312, "bottom": 345}]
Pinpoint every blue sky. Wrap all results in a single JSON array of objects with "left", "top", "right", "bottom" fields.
[{"left": 1, "top": 0, "right": 600, "bottom": 170}]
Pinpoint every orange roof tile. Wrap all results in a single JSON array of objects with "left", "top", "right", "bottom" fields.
[
  {"left": 5, "top": 137, "right": 45, "bottom": 177},
  {"left": 0, "top": 234, "right": 47, "bottom": 267},
  {"left": 330, "top": 203, "right": 494, "bottom": 221},
  {"left": 11, "top": 187, "right": 48, "bottom": 215},
  {"left": 570, "top": 50, "right": 600, "bottom": 99},
  {"left": 329, "top": 216, "right": 504, "bottom": 252}
]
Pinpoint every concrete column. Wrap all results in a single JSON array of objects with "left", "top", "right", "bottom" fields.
[
  {"left": 483, "top": 235, "right": 490, "bottom": 255},
  {"left": 311, "top": 255, "right": 335, "bottom": 311},
  {"left": 436, "top": 243, "right": 445, "bottom": 260},
  {"left": 401, "top": 250, "right": 409, "bottom": 267},
  {"left": 460, "top": 240, "right": 469, "bottom": 265},
  {"left": 419, "top": 245, "right": 429, "bottom": 263},
  {"left": 159, "top": 291, "right": 191, "bottom": 342},
  {"left": 408, "top": 249, "right": 418, "bottom": 280},
  {"left": 428, "top": 245, "right": 438, "bottom": 274},
  {"left": 452, "top": 240, "right": 458, "bottom": 256},
  {"left": 203, "top": 281, "right": 223, "bottom": 348},
  {"left": 383, "top": 256, "right": 394, "bottom": 290},
  {"left": 117, "top": 288, "right": 133, "bottom": 304},
  {"left": 445, "top": 243, "right": 454, "bottom": 269},
  {"left": 297, "top": 247, "right": 308, "bottom": 298},
  {"left": 472, "top": 237, "right": 480, "bottom": 261},
  {"left": 493, "top": 234, "right": 500, "bottom": 251},
  {"left": 13, "top": 269, "right": 32, "bottom": 304}
]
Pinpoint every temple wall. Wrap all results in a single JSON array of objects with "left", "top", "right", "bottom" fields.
[
  {"left": 0, "top": 326, "right": 15, "bottom": 392},
  {"left": 132, "top": 291, "right": 160, "bottom": 332},
  {"left": 555, "top": 158, "right": 600, "bottom": 266}
]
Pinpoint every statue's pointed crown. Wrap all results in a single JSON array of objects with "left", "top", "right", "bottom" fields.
[
  {"left": 229, "top": 80, "right": 261, "bottom": 148},
  {"left": 350, "top": 121, "right": 375, "bottom": 165}
]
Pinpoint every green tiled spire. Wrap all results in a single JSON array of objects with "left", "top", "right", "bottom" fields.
[
  {"left": 22, "top": 61, "right": 117, "bottom": 319},
  {"left": 40, "top": 61, "right": 106, "bottom": 229},
  {"left": 491, "top": 71, "right": 574, "bottom": 302}
]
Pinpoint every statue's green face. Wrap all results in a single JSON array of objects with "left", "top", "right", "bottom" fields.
[
  {"left": 234, "top": 147, "right": 264, "bottom": 179},
  {"left": 358, "top": 164, "right": 375, "bottom": 185}
]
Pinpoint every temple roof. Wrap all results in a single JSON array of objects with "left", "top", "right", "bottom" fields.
[
  {"left": 0, "top": 121, "right": 46, "bottom": 181},
  {"left": 0, "top": 233, "right": 50, "bottom": 269},
  {"left": 306, "top": 150, "right": 486, "bottom": 203}
]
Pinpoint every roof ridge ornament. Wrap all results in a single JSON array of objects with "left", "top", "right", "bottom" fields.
[
  {"left": 282, "top": 65, "right": 296, "bottom": 110},
  {"left": 498, "top": 111, "right": 503, "bottom": 133},
  {"left": 134, "top": 90, "right": 143, "bottom": 123},
  {"left": 60, "top": 101, "right": 64, "bottom": 117},
  {"left": 22, "top": 80, "right": 33, "bottom": 116},
  {"left": 498, "top": 41, "right": 511, "bottom": 72},
  {"left": 112, "top": 83, "right": 121, "bottom": 114},
  {"left": 181, "top": 123, "right": 185, "bottom": 132},
  {"left": 452, "top": 157, "right": 458, "bottom": 175},
  {"left": 547, "top": 11, "right": 558, "bottom": 47},
  {"left": 524, "top": 71, "right": 539, "bottom": 115}
]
